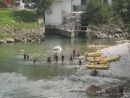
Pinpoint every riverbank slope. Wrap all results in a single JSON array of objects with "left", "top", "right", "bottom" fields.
[{"left": 0, "top": 10, "right": 44, "bottom": 43}]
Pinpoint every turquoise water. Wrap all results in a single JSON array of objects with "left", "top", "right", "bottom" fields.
[{"left": 0, "top": 37, "right": 128, "bottom": 98}]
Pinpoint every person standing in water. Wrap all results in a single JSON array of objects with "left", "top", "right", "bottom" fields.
[
  {"left": 70, "top": 54, "right": 73, "bottom": 63},
  {"left": 73, "top": 48, "right": 76, "bottom": 58},
  {"left": 79, "top": 59, "right": 82, "bottom": 66},
  {"left": 61, "top": 55, "right": 64, "bottom": 63},
  {"left": 27, "top": 53, "right": 29, "bottom": 59},
  {"left": 24, "top": 53, "right": 27, "bottom": 59},
  {"left": 55, "top": 53, "right": 58, "bottom": 62}
]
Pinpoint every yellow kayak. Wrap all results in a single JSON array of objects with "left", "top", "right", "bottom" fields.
[
  {"left": 86, "top": 64, "right": 109, "bottom": 69},
  {"left": 87, "top": 55, "right": 107, "bottom": 60},
  {"left": 104, "top": 55, "right": 122, "bottom": 62},
  {"left": 88, "top": 59, "right": 109, "bottom": 64},
  {"left": 88, "top": 55, "right": 122, "bottom": 63},
  {"left": 87, "top": 56, "right": 107, "bottom": 63},
  {"left": 84, "top": 52, "right": 102, "bottom": 57}
]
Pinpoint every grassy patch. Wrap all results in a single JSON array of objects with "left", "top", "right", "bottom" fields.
[
  {"left": 0, "top": 9, "right": 44, "bottom": 39},
  {"left": 88, "top": 24, "right": 99, "bottom": 30},
  {"left": 0, "top": 33, "right": 13, "bottom": 39},
  {"left": 0, "top": 9, "right": 38, "bottom": 27}
]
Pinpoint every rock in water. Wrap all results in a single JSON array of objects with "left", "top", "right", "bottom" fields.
[
  {"left": 86, "top": 85, "right": 102, "bottom": 96},
  {"left": 91, "top": 69, "right": 98, "bottom": 76}
]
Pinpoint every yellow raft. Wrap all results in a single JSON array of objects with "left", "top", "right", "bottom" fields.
[
  {"left": 88, "top": 59, "right": 109, "bottom": 64},
  {"left": 86, "top": 64, "right": 109, "bottom": 69},
  {"left": 104, "top": 55, "right": 122, "bottom": 62},
  {"left": 88, "top": 55, "right": 122, "bottom": 63},
  {"left": 84, "top": 52, "right": 102, "bottom": 57}
]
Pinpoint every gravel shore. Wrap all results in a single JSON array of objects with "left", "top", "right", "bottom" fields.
[{"left": 98, "top": 40, "right": 130, "bottom": 78}]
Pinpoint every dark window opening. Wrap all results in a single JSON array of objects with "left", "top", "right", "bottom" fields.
[{"left": 81, "top": 0, "right": 86, "bottom": 5}]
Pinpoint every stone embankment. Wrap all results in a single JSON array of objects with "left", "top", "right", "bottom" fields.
[
  {"left": 0, "top": 25, "right": 44, "bottom": 44},
  {"left": 87, "top": 23, "right": 129, "bottom": 39}
]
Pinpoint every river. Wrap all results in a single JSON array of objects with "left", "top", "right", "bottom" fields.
[{"left": 0, "top": 36, "right": 129, "bottom": 98}]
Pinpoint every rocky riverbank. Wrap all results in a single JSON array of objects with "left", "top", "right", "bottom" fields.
[
  {"left": 0, "top": 25, "right": 44, "bottom": 44},
  {"left": 87, "top": 23, "right": 130, "bottom": 39},
  {"left": 69, "top": 40, "right": 130, "bottom": 97},
  {"left": 85, "top": 40, "right": 130, "bottom": 97}
]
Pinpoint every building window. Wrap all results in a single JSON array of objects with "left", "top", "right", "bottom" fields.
[{"left": 81, "top": 0, "right": 86, "bottom": 5}]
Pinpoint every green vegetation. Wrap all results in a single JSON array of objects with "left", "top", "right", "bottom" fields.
[
  {"left": 0, "top": 10, "right": 38, "bottom": 27},
  {"left": 84, "top": 0, "right": 130, "bottom": 25},
  {"left": 33, "top": 0, "right": 55, "bottom": 16},
  {"left": 0, "top": 10, "right": 43, "bottom": 39},
  {"left": 83, "top": 0, "right": 130, "bottom": 34},
  {"left": 84, "top": 0, "right": 116, "bottom": 25}
]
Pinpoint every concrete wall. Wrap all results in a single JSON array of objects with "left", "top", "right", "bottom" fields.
[
  {"left": 45, "top": 0, "right": 73, "bottom": 26},
  {"left": 72, "top": 0, "right": 81, "bottom": 5},
  {"left": 45, "top": 1, "right": 62, "bottom": 26},
  {"left": 46, "top": 28, "right": 79, "bottom": 38},
  {"left": 62, "top": 0, "right": 72, "bottom": 13}
]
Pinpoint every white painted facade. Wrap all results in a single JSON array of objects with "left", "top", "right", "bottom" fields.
[
  {"left": 108, "top": 0, "right": 112, "bottom": 5},
  {"left": 72, "top": 0, "right": 81, "bottom": 5},
  {"left": 45, "top": 1, "right": 62, "bottom": 26},
  {"left": 45, "top": 0, "right": 74, "bottom": 26}
]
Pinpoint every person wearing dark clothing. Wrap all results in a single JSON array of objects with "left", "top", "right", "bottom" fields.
[
  {"left": 27, "top": 53, "right": 29, "bottom": 59},
  {"left": 73, "top": 48, "right": 76, "bottom": 58},
  {"left": 70, "top": 54, "right": 73, "bottom": 62},
  {"left": 96, "top": 61, "right": 100, "bottom": 64},
  {"left": 61, "top": 55, "right": 64, "bottom": 63},
  {"left": 79, "top": 59, "right": 82, "bottom": 66},
  {"left": 54, "top": 53, "right": 58, "bottom": 62},
  {"left": 47, "top": 57, "right": 51, "bottom": 62},
  {"left": 24, "top": 53, "right": 27, "bottom": 59},
  {"left": 33, "top": 59, "right": 37, "bottom": 63}
]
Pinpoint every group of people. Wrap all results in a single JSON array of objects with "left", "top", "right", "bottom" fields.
[
  {"left": 46, "top": 48, "right": 82, "bottom": 66},
  {"left": 47, "top": 53, "right": 65, "bottom": 63},
  {"left": 25, "top": 48, "right": 82, "bottom": 65}
]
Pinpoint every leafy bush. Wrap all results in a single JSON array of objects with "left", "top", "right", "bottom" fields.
[{"left": 84, "top": 0, "right": 121, "bottom": 25}]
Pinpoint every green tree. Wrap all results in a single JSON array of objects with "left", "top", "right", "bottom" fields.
[
  {"left": 34, "top": 0, "right": 55, "bottom": 19},
  {"left": 84, "top": 0, "right": 113, "bottom": 25},
  {"left": 112, "top": 0, "right": 130, "bottom": 23}
]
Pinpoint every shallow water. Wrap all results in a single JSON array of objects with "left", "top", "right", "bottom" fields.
[{"left": 0, "top": 37, "right": 129, "bottom": 98}]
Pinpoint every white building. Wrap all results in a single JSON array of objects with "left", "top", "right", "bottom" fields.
[
  {"left": 45, "top": 0, "right": 87, "bottom": 26},
  {"left": 45, "top": 0, "right": 112, "bottom": 26},
  {"left": 45, "top": 0, "right": 74, "bottom": 26}
]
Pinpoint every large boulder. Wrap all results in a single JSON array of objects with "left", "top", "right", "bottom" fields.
[
  {"left": 0, "top": 40, "right": 5, "bottom": 44},
  {"left": 105, "top": 85, "right": 124, "bottom": 97},
  {"left": 86, "top": 85, "right": 102, "bottom": 96},
  {"left": 90, "top": 69, "right": 98, "bottom": 76},
  {"left": 6, "top": 38, "right": 14, "bottom": 43}
]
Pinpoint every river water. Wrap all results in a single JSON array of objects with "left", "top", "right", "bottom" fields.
[{"left": 0, "top": 36, "right": 129, "bottom": 98}]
